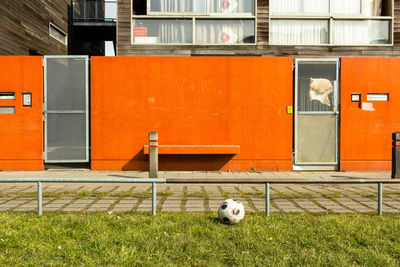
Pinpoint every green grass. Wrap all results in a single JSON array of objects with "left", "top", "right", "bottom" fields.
[{"left": 0, "top": 213, "right": 399, "bottom": 266}]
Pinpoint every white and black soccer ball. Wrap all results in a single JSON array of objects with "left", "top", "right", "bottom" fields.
[{"left": 218, "top": 199, "right": 245, "bottom": 224}]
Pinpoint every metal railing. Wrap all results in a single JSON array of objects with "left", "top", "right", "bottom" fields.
[
  {"left": 166, "top": 178, "right": 400, "bottom": 216},
  {"left": 2, "top": 177, "right": 400, "bottom": 216},
  {"left": 73, "top": 0, "right": 117, "bottom": 22},
  {"left": 0, "top": 178, "right": 166, "bottom": 216}
]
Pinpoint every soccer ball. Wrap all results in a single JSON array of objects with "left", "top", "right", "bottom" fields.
[{"left": 218, "top": 199, "right": 245, "bottom": 224}]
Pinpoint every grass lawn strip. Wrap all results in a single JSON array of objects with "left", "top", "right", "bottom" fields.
[{"left": 0, "top": 213, "right": 399, "bottom": 266}]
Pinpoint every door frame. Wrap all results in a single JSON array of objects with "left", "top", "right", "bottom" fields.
[
  {"left": 43, "top": 55, "right": 90, "bottom": 163},
  {"left": 293, "top": 58, "right": 340, "bottom": 171}
]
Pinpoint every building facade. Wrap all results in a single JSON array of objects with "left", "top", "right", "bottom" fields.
[
  {"left": 0, "top": 0, "right": 70, "bottom": 55},
  {"left": 0, "top": 0, "right": 114, "bottom": 56},
  {"left": 0, "top": 1, "right": 399, "bottom": 172},
  {"left": 118, "top": 0, "right": 400, "bottom": 56}
]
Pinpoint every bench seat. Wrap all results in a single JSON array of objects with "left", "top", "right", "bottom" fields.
[{"left": 143, "top": 145, "right": 240, "bottom": 155}]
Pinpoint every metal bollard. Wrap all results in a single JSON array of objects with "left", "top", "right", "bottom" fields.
[
  {"left": 378, "top": 183, "right": 383, "bottom": 216},
  {"left": 152, "top": 182, "right": 157, "bottom": 216},
  {"left": 265, "top": 183, "right": 270, "bottom": 216},
  {"left": 149, "top": 131, "right": 158, "bottom": 178},
  {"left": 37, "top": 181, "right": 42, "bottom": 216},
  {"left": 392, "top": 132, "right": 400, "bottom": 179}
]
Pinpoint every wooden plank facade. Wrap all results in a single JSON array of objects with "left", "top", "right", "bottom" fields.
[
  {"left": 118, "top": 0, "right": 400, "bottom": 56},
  {"left": 0, "top": 0, "right": 70, "bottom": 55}
]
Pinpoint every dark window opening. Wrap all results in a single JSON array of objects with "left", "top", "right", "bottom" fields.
[
  {"left": 29, "top": 49, "right": 42, "bottom": 56},
  {"left": 381, "top": 0, "right": 392, "bottom": 16},
  {"left": 133, "top": 0, "right": 147, "bottom": 15}
]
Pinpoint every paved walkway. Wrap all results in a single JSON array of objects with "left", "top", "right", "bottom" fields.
[{"left": 0, "top": 171, "right": 399, "bottom": 214}]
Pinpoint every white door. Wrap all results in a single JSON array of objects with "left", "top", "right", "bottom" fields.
[{"left": 294, "top": 59, "right": 339, "bottom": 171}]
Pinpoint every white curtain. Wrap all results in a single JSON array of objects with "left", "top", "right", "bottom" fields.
[
  {"left": 363, "top": 0, "right": 382, "bottom": 16},
  {"left": 271, "top": 0, "right": 382, "bottom": 15},
  {"left": 196, "top": 21, "right": 246, "bottom": 44},
  {"left": 332, "top": 0, "right": 361, "bottom": 14},
  {"left": 154, "top": 0, "right": 193, "bottom": 12},
  {"left": 332, "top": 20, "right": 388, "bottom": 45},
  {"left": 159, "top": 21, "right": 191, "bottom": 43},
  {"left": 271, "top": 0, "right": 329, "bottom": 14},
  {"left": 270, "top": 20, "right": 328, "bottom": 45},
  {"left": 210, "top": 0, "right": 249, "bottom": 14}
]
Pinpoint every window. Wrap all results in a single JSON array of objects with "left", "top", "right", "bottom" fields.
[
  {"left": 269, "top": 0, "right": 393, "bottom": 46},
  {"left": 131, "top": 0, "right": 256, "bottom": 45},
  {"left": 49, "top": 23, "right": 67, "bottom": 45}
]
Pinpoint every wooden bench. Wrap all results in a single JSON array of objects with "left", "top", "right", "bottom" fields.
[{"left": 143, "top": 144, "right": 240, "bottom": 155}]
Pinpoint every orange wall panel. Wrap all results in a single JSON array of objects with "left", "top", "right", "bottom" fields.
[
  {"left": 91, "top": 57, "right": 293, "bottom": 171},
  {"left": 341, "top": 57, "right": 400, "bottom": 171},
  {"left": 0, "top": 56, "right": 43, "bottom": 171}
]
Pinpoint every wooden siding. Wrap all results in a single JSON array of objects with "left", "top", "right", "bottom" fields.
[
  {"left": 0, "top": 0, "right": 69, "bottom": 55},
  {"left": 257, "top": 0, "right": 268, "bottom": 44},
  {"left": 118, "top": 0, "right": 400, "bottom": 56}
]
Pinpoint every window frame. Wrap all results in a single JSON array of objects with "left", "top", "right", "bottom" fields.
[
  {"left": 269, "top": 0, "right": 394, "bottom": 46},
  {"left": 49, "top": 23, "right": 68, "bottom": 45},
  {"left": 131, "top": 0, "right": 257, "bottom": 45}
]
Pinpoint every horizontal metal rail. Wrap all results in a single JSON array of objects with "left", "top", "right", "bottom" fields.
[
  {"left": 166, "top": 178, "right": 400, "bottom": 216},
  {"left": 1, "top": 177, "right": 399, "bottom": 216},
  {"left": 0, "top": 178, "right": 166, "bottom": 216},
  {"left": 166, "top": 178, "right": 400, "bottom": 184}
]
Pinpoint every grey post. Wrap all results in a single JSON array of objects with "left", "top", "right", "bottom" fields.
[
  {"left": 392, "top": 132, "right": 400, "bottom": 179},
  {"left": 149, "top": 131, "right": 158, "bottom": 178},
  {"left": 152, "top": 182, "right": 157, "bottom": 216},
  {"left": 378, "top": 183, "right": 383, "bottom": 216},
  {"left": 265, "top": 183, "right": 270, "bottom": 216},
  {"left": 37, "top": 182, "right": 42, "bottom": 216}
]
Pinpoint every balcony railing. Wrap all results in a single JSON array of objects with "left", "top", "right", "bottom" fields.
[{"left": 73, "top": 0, "right": 117, "bottom": 22}]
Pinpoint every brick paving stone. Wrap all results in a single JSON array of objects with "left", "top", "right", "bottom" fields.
[
  {"left": 44, "top": 198, "right": 74, "bottom": 211},
  {"left": 63, "top": 198, "right": 96, "bottom": 212},
  {"left": 204, "top": 185, "right": 222, "bottom": 195},
  {"left": 351, "top": 197, "right": 399, "bottom": 213},
  {"left": 390, "top": 195, "right": 400, "bottom": 201},
  {"left": 384, "top": 199, "right": 400, "bottom": 208},
  {"left": 112, "top": 206, "right": 133, "bottom": 212},
  {"left": 0, "top": 198, "right": 31, "bottom": 211},
  {"left": 209, "top": 198, "right": 225, "bottom": 211},
  {"left": 273, "top": 199, "right": 303, "bottom": 212},
  {"left": 252, "top": 199, "right": 279, "bottom": 213},
  {"left": 112, "top": 199, "right": 137, "bottom": 212},
  {"left": 314, "top": 198, "right": 352, "bottom": 213},
  {"left": 87, "top": 199, "right": 117, "bottom": 212},
  {"left": 5, "top": 186, "right": 32, "bottom": 194},
  {"left": 185, "top": 198, "right": 205, "bottom": 212},
  {"left": 111, "top": 185, "right": 135, "bottom": 193},
  {"left": 303, "top": 185, "right": 336, "bottom": 195},
  {"left": 1, "top": 171, "right": 399, "bottom": 214},
  {"left": 271, "top": 185, "right": 294, "bottom": 193},
  {"left": 294, "top": 199, "right": 326, "bottom": 213},
  {"left": 136, "top": 199, "right": 153, "bottom": 212},
  {"left": 56, "top": 185, "right": 85, "bottom": 192},
  {"left": 286, "top": 185, "right": 316, "bottom": 195},
  {"left": 335, "top": 197, "right": 373, "bottom": 212},
  {"left": 132, "top": 185, "right": 151, "bottom": 193},
  {"left": 385, "top": 186, "right": 400, "bottom": 193},
  {"left": 161, "top": 199, "right": 181, "bottom": 212},
  {"left": 13, "top": 199, "right": 53, "bottom": 211}
]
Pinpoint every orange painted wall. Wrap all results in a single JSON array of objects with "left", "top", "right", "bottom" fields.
[
  {"left": 91, "top": 57, "right": 293, "bottom": 171},
  {"left": 0, "top": 56, "right": 43, "bottom": 171},
  {"left": 341, "top": 57, "right": 400, "bottom": 171}
]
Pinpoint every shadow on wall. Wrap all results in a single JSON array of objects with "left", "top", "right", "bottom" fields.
[{"left": 122, "top": 149, "right": 235, "bottom": 171}]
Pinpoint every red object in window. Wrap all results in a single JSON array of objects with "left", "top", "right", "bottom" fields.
[
  {"left": 133, "top": 27, "right": 147, "bottom": 37},
  {"left": 222, "top": 32, "right": 231, "bottom": 43},
  {"left": 222, "top": 0, "right": 230, "bottom": 10}
]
